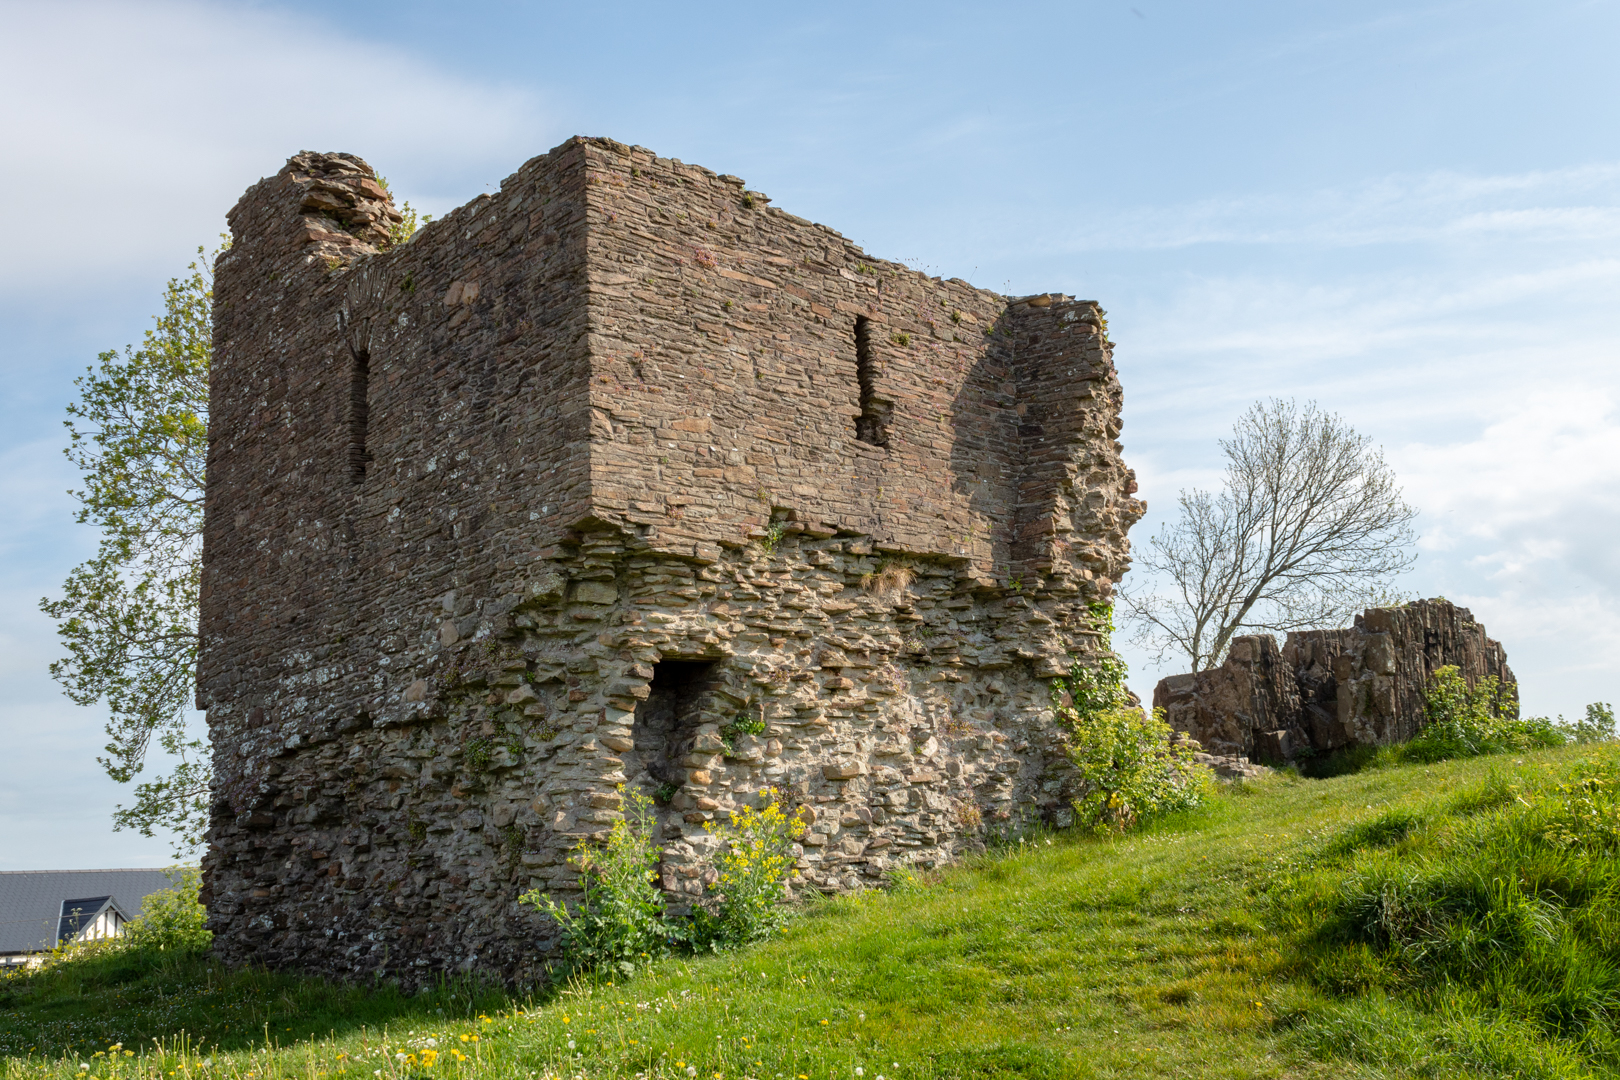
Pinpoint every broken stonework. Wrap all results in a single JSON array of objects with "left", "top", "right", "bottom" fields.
[
  {"left": 197, "top": 138, "right": 1145, "bottom": 982},
  {"left": 1153, "top": 598, "right": 1515, "bottom": 761}
]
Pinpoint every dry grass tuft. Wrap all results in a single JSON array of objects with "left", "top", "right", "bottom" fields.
[{"left": 861, "top": 561, "right": 914, "bottom": 598}]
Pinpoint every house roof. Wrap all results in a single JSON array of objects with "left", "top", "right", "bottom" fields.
[{"left": 0, "top": 869, "right": 177, "bottom": 954}]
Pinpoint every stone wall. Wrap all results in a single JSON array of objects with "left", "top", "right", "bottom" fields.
[
  {"left": 1152, "top": 599, "right": 1515, "bottom": 761},
  {"left": 198, "top": 137, "right": 1144, "bottom": 982}
]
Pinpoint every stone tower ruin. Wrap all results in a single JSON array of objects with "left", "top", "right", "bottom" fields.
[{"left": 198, "top": 137, "right": 1144, "bottom": 980}]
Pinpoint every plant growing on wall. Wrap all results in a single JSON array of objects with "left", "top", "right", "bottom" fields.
[
  {"left": 40, "top": 245, "right": 219, "bottom": 857},
  {"left": 376, "top": 177, "right": 431, "bottom": 248},
  {"left": 1122, "top": 398, "right": 1418, "bottom": 672},
  {"left": 519, "top": 787, "right": 682, "bottom": 977},
  {"left": 1052, "top": 605, "right": 1211, "bottom": 832},
  {"left": 719, "top": 706, "right": 767, "bottom": 755}
]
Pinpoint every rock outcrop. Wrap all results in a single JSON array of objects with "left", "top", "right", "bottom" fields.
[{"left": 1153, "top": 599, "right": 1514, "bottom": 761}]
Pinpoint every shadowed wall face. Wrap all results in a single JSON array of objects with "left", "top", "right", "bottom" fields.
[{"left": 199, "top": 137, "right": 1143, "bottom": 983}]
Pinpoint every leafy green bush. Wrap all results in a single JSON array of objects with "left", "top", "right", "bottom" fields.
[
  {"left": 692, "top": 788, "right": 804, "bottom": 950},
  {"left": 1399, "top": 664, "right": 1563, "bottom": 763},
  {"left": 1060, "top": 704, "right": 1213, "bottom": 831},
  {"left": 1051, "top": 605, "right": 1212, "bottom": 832},
  {"left": 519, "top": 787, "right": 681, "bottom": 978},
  {"left": 522, "top": 784, "right": 810, "bottom": 976},
  {"left": 124, "top": 866, "right": 210, "bottom": 952}
]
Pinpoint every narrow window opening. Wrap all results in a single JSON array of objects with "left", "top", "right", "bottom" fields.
[
  {"left": 347, "top": 348, "right": 371, "bottom": 483},
  {"left": 853, "top": 316, "right": 890, "bottom": 446}
]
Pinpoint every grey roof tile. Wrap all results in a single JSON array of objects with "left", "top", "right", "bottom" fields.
[{"left": 0, "top": 870, "right": 177, "bottom": 954}]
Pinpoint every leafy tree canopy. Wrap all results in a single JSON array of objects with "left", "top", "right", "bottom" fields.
[{"left": 40, "top": 245, "right": 217, "bottom": 857}]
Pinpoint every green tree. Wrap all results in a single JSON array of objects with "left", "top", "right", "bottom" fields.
[{"left": 40, "top": 246, "right": 215, "bottom": 856}]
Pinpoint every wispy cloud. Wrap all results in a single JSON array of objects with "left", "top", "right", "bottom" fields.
[
  {"left": 1113, "top": 162, "right": 1620, "bottom": 723},
  {"left": 1049, "top": 163, "right": 1620, "bottom": 252},
  {"left": 0, "top": 0, "right": 553, "bottom": 295}
]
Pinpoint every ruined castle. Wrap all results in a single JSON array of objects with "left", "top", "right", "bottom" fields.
[{"left": 197, "top": 137, "right": 1144, "bottom": 980}]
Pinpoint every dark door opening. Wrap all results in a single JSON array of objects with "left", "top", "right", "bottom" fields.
[{"left": 631, "top": 660, "right": 719, "bottom": 804}]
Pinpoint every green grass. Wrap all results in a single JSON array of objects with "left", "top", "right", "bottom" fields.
[{"left": 5, "top": 744, "right": 1619, "bottom": 1079}]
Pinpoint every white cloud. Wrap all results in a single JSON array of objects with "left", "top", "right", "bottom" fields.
[
  {"left": 1398, "top": 392, "right": 1620, "bottom": 531},
  {"left": 1110, "top": 162, "right": 1620, "bottom": 725},
  {"left": 1047, "top": 163, "right": 1620, "bottom": 252},
  {"left": 0, "top": 0, "right": 553, "bottom": 295}
]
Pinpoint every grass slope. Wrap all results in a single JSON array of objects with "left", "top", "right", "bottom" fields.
[{"left": 5, "top": 744, "right": 1617, "bottom": 1080}]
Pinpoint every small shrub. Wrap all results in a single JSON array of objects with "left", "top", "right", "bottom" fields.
[
  {"left": 1061, "top": 705, "right": 1213, "bottom": 831},
  {"left": 124, "top": 866, "right": 210, "bottom": 953},
  {"left": 518, "top": 787, "right": 681, "bottom": 977},
  {"left": 1401, "top": 665, "right": 1563, "bottom": 763},
  {"left": 1051, "top": 604, "right": 1212, "bottom": 832},
  {"left": 377, "top": 179, "right": 432, "bottom": 249},
  {"left": 692, "top": 789, "right": 805, "bottom": 950}
]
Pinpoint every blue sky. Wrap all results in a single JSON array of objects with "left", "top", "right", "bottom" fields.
[{"left": 1, "top": 0, "right": 1616, "bottom": 867}]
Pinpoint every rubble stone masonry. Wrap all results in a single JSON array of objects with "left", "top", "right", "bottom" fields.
[{"left": 199, "top": 137, "right": 1144, "bottom": 981}]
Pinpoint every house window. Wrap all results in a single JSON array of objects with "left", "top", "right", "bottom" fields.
[
  {"left": 348, "top": 348, "right": 371, "bottom": 482},
  {"left": 853, "top": 316, "right": 889, "bottom": 446}
]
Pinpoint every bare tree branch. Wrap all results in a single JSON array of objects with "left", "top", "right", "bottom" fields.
[{"left": 1122, "top": 399, "right": 1417, "bottom": 672}]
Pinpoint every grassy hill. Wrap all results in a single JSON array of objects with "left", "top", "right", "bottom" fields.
[{"left": 5, "top": 743, "right": 1619, "bottom": 1079}]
